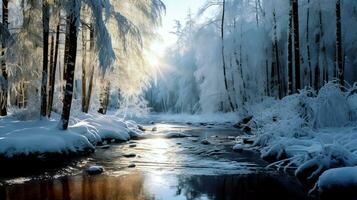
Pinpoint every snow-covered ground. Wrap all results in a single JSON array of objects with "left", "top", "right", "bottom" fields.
[
  {"left": 0, "top": 113, "right": 144, "bottom": 158},
  {"left": 236, "top": 83, "right": 357, "bottom": 192}
]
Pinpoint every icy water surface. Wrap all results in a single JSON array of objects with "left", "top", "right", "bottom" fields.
[{"left": 0, "top": 123, "right": 310, "bottom": 200}]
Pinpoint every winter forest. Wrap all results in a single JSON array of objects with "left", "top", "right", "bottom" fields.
[{"left": 1, "top": 0, "right": 357, "bottom": 199}]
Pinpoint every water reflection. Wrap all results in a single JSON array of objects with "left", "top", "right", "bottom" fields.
[
  {"left": 4, "top": 173, "right": 146, "bottom": 200},
  {"left": 2, "top": 172, "right": 309, "bottom": 200}
]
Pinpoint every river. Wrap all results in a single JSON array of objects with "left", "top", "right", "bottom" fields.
[{"left": 0, "top": 122, "right": 311, "bottom": 200}]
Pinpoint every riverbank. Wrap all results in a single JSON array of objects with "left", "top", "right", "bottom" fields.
[
  {"left": 0, "top": 113, "right": 144, "bottom": 166},
  {"left": 234, "top": 83, "right": 357, "bottom": 197}
]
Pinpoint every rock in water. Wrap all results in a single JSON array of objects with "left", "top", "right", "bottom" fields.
[
  {"left": 138, "top": 125, "right": 146, "bottom": 131},
  {"left": 233, "top": 116, "right": 253, "bottom": 129},
  {"left": 166, "top": 132, "right": 191, "bottom": 138},
  {"left": 128, "top": 163, "right": 136, "bottom": 168},
  {"left": 129, "top": 144, "right": 137, "bottom": 148},
  {"left": 233, "top": 144, "right": 244, "bottom": 152},
  {"left": 201, "top": 139, "right": 211, "bottom": 145},
  {"left": 86, "top": 166, "right": 104, "bottom": 175},
  {"left": 152, "top": 127, "right": 158, "bottom": 131},
  {"left": 123, "top": 153, "right": 136, "bottom": 158}
]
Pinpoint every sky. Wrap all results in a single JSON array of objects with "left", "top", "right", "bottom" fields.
[{"left": 152, "top": 0, "right": 207, "bottom": 55}]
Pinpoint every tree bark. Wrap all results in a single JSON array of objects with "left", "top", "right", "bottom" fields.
[
  {"left": 292, "top": 0, "right": 301, "bottom": 92},
  {"left": 306, "top": 0, "right": 312, "bottom": 87},
  {"left": 63, "top": 16, "right": 71, "bottom": 91},
  {"left": 221, "top": 0, "right": 235, "bottom": 111},
  {"left": 60, "top": 1, "right": 80, "bottom": 130},
  {"left": 81, "top": 24, "right": 87, "bottom": 112},
  {"left": 336, "top": 0, "right": 344, "bottom": 86},
  {"left": 273, "top": 10, "right": 282, "bottom": 99},
  {"left": 84, "top": 26, "right": 95, "bottom": 113},
  {"left": 0, "top": 0, "right": 8, "bottom": 116},
  {"left": 47, "top": 22, "right": 60, "bottom": 117},
  {"left": 288, "top": 4, "right": 294, "bottom": 95},
  {"left": 41, "top": 0, "right": 50, "bottom": 117}
]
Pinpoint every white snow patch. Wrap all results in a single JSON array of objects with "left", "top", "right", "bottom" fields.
[
  {"left": 317, "top": 167, "right": 357, "bottom": 190},
  {"left": 0, "top": 113, "right": 145, "bottom": 157}
]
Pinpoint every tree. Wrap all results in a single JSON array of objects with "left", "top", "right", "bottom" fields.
[
  {"left": 47, "top": 21, "right": 60, "bottom": 117},
  {"left": 40, "top": 0, "right": 50, "bottom": 117},
  {"left": 288, "top": 3, "right": 294, "bottom": 95},
  {"left": 336, "top": 0, "right": 344, "bottom": 86},
  {"left": 292, "top": 0, "right": 301, "bottom": 92},
  {"left": 0, "top": 0, "right": 9, "bottom": 116},
  {"left": 221, "top": 0, "right": 235, "bottom": 111},
  {"left": 60, "top": 0, "right": 81, "bottom": 130}
]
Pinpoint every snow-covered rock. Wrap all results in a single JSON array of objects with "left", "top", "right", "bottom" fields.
[
  {"left": 232, "top": 144, "right": 244, "bottom": 152},
  {"left": 317, "top": 167, "right": 357, "bottom": 192},
  {"left": 86, "top": 166, "right": 104, "bottom": 175}
]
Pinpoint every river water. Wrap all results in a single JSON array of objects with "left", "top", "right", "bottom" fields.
[{"left": 0, "top": 123, "right": 311, "bottom": 200}]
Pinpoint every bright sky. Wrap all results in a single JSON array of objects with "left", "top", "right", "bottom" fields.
[{"left": 152, "top": 0, "right": 207, "bottom": 55}]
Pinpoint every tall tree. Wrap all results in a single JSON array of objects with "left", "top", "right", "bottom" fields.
[
  {"left": 306, "top": 0, "right": 312, "bottom": 87},
  {"left": 60, "top": 0, "right": 80, "bottom": 130},
  {"left": 47, "top": 21, "right": 60, "bottom": 117},
  {"left": 81, "top": 23, "right": 87, "bottom": 112},
  {"left": 336, "top": 0, "right": 344, "bottom": 86},
  {"left": 292, "top": 0, "right": 301, "bottom": 92},
  {"left": 83, "top": 26, "right": 95, "bottom": 113},
  {"left": 40, "top": 0, "right": 50, "bottom": 117},
  {"left": 221, "top": 0, "right": 235, "bottom": 111},
  {"left": 0, "top": 0, "right": 8, "bottom": 116},
  {"left": 272, "top": 10, "right": 282, "bottom": 99},
  {"left": 288, "top": 3, "right": 294, "bottom": 95}
]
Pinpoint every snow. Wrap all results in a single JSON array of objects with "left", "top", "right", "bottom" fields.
[
  {"left": 317, "top": 167, "right": 357, "bottom": 190},
  {"left": 236, "top": 83, "right": 357, "bottom": 188},
  {"left": 0, "top": 113, "right": 144, "bottom": 158}
]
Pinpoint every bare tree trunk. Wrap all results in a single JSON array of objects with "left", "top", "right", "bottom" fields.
[
  {"left": 84, "top": 26, "right": 95, "bottom": 113},
  {"left": 81, "top": 24, "right": 87, "bottom": 112},
  {"left": 47, "top": 22, "right": 60, "bottom": 117},
  {"left": 0, "top": 0, "right": 8, "bottom": 116},
  {"left": 336, "top": 0, "right": 344, "bottom": 86},
  {"left": 60, "top": 1, "right": 80, "bottom": 130},
  {"left": 273, "top": 10, "right": 282, "bottom": 99},
  {"left": 63, "top": 16, "right": 71, "bottom": 91},
  {"left": 288, "top": 4, "right": 294, "bottom": 95},
  {"left": 47, "top": 35, "right": 54, "bottom": 116},
  {"left": 41, "top": 0, "right": 50, "bottom": 117},
  {"left": 306, "top": 0, "right": 312, "bottom": 87},
  {"left": 292, "top": 0, "right": 301, "bottom": 92},
  {"left": 221, "top": 0, "right": 235, "bottom": 111}
]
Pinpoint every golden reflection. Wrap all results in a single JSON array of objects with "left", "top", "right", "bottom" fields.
[{"left": 5, "top": 173, "right": 147, "bottom": 200}]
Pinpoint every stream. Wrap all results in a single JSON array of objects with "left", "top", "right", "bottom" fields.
[{"left": 0, "top": 122, "right": 311, "bottom": 200}]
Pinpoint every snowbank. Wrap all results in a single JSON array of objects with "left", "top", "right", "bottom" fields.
[
  {"left": 0, "top": 113, "right": 144, "bottom": 158},
  {"left": 238, "top": 83, "right": 357, "bottom": 189},
  {"left": 317, "top": 167, "right": 357, "bottom": 191}
]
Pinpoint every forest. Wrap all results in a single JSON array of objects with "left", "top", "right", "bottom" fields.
[{"left": 1, "top": 0, "right": 357, "bottom": 200}]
